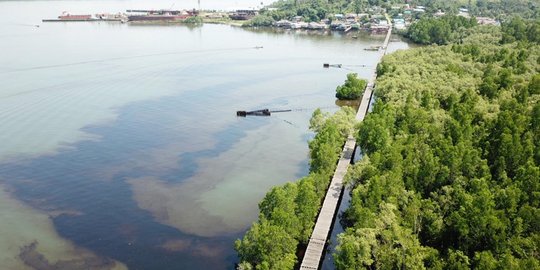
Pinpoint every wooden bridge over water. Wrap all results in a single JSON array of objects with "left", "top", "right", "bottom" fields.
[{"left": 299, "top": 17, "right": 393, "bottom": 270}]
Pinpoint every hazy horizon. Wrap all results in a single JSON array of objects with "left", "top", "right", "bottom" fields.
[{"left": 0, "top": 0, "right": 277, "bottom": 11}]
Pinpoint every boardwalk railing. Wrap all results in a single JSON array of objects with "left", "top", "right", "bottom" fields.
[{"left": 300, "top": 19, "right": 393, "bottom": 270}]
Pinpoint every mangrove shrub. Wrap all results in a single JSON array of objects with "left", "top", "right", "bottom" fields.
[{"left": 336, "top": 73, "right": 367, "bottom": 100}]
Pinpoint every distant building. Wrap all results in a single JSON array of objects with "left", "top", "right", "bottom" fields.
[
  {"left": 458, "top": 7, "right": 470, "bottom": 18},
  {"left": 274, "top": 20, "right": 292, "bottom": 28},
  {"left": 394, "top": 23, "right": 406, "bottom": 30},
  {"left": 458, "top": 11, "right": 470, "bottom": 18},
  {"left": 370, "top": 24, "right": 390, "bottom": 33},
  {"left": 477, "top": 17, "right": 498, "bottom": 25},
  {"left": 229, "top": 10, "right": 258, "bottom": 20},
  {"left": 204, "top": 12, "right": 226, "bottom": 18},
  {"left": 393, "top": 18, "right": 406, "bottom": 30}
]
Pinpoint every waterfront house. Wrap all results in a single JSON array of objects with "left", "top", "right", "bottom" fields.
[
  {"left": 334, "top": 14, "right": 344, "bottom": 20},
  {"left": 275, "top": 20, "right": 293, "bottom": 28},
  {"left": 434, "top": 10, "right": 445, "bottom": 17},
  {"left": 477, "top": 17, "right": 498, "bottom": 25},
  {"left": 393, "top": 18, "right": 406, "bottom": 30}
]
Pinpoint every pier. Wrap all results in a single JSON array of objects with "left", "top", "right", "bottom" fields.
[{"left": 300, "top": 17, "right": 393, "bottom": 270}]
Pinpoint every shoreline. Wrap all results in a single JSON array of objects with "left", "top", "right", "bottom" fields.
[{"left": 41, "top": 15, "right": 394, "bottom": 36}]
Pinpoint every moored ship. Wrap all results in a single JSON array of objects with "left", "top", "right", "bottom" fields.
[{"left": 42, "top": 12, "right": 95, "bottom": 22}]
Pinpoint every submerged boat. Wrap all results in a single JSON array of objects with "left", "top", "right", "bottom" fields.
[
  {"left": 237, "top": 109, "right": 271, "bottom": 117},
  {"left": 236, "top": 109, "right": 291, "bottom": 117}
]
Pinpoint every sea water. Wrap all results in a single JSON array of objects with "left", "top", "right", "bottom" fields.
[{"left": 0, "top": 1, "right": 409, "bottom": 268}]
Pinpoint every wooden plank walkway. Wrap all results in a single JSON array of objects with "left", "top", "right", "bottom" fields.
[
  {"left": 300, "top": 136, "right": 355, "bottom": 269},
  {"left": 299, "top": 18, "right": 393, "bottom": 270}
]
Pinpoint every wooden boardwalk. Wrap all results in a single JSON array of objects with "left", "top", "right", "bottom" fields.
[{"left": 299, "top": 20, "right": 393, "bottom": 270}]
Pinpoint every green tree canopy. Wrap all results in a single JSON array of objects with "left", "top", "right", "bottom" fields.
[
  {"left": 336, "top": 25, "right": 540, "bottom": 269},
  {"left": 336, "top": 73, "right": 368, "bottom": 100}
]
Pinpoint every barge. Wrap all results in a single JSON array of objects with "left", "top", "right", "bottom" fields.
[{"left": 43, "top": 12, "right": 126, "bottom": 22}]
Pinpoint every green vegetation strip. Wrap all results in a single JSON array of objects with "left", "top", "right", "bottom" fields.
[{"left": 335, "top": 22, "right": 540, "bottom": 269}]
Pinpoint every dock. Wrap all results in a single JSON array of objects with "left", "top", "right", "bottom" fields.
[{"left": 299, "top": 16, "right": 392, "bottom": 270}]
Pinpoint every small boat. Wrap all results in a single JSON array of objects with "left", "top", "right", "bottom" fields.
[{"left": 364, "top": 45, "right": 381, "bottom": 51}]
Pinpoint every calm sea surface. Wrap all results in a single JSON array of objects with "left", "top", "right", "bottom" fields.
[{"left": 0, "top": 1, "right": 409, "bottom": 269}]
